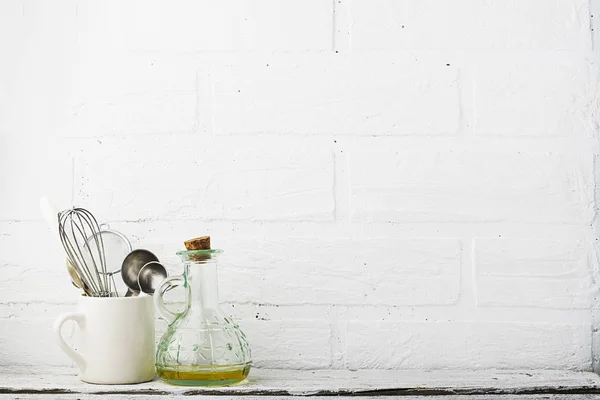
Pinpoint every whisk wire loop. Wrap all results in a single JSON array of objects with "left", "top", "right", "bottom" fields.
[{"left": 58, "top": 207, "right": 116, "bottom": 297}]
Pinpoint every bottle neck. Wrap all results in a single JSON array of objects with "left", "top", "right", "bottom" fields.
[{"left": 185, "top": 261, "right": 220, "bottom": 310}]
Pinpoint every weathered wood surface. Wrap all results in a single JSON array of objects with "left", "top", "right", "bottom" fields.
[
  {"left": 5, "top": 396, "right": 600, "bottom": 400},
  {"left": 1, "top": 367, "right": 600, "bottom": 397}
]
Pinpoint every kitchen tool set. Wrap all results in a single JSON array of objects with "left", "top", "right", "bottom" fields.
[{"left": 44, "top": 199, "right": 252, "bottom": 386}]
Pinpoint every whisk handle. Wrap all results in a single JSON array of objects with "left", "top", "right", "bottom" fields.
[
  {"left": 154, "top": 276, "right": 185, "bottom": 325},
  {"left": 54, "top": 312, "right": 86, "bottom": 373}
]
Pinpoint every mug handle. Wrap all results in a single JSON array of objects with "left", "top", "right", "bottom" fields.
[
  {"left": 53, "top": 312, "right": 86, "bottom": 373},
  {"left": 154, "top": 276, "right": 185, "bottom": 325}
]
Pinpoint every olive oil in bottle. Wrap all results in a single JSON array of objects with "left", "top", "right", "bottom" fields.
[{"left": 156, "top": 362, "right": 251, "bottom": 386}]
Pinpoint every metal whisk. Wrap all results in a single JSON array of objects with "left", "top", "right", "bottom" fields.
[{"left": 58, "top": 208, "right": 116, "bottom": 297}]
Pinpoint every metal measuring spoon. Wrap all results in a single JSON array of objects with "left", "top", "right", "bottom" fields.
[
  {"left": 137, "top": 261, "right": 167, "bottom": 295},
  {"left": 121, "top": 249, "right": 159, "bottom": 296}
]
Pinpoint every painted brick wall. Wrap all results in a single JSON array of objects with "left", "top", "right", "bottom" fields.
[{"left": 1, "top": 0, "right": 599, "bottom": 371}]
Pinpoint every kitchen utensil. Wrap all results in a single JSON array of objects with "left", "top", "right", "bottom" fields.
[
  {"left": 138, "top": 261, "right": 167, "bottom": 295},
  {"left": 86, "top": 225, "right": 132, "bottom": 296},
  {"left": 121, "top": 249, "right": 159, "bottom": 295},
  {"left": 41, "top": 197, "right": 88, "bottom": 293},
  {"left": 154, "top": 248, "right": 251, "bottom": 386},
  {"left": 58, "top": 208, "right": 115, "bottom": 297},
  {"left": 54, "top": 296, "right": 155, "bottom": 384},
  {"left": 66, "top": 259, "right": 91, "bottom": 296}
]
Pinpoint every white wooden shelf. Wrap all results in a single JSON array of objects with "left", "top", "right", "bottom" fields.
[{"left": 2, "top": 367, "right": 600, "bottom": 399}]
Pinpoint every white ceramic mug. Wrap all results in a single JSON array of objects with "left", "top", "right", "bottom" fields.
[{"left": 54, "top": 296, "right": 156, "bottom": 384}]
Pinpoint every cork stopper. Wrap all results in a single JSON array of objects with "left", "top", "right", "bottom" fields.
[
  {"left": 184, "top": 236, "right": 211, "bottom": 262},
  {"left": 184, "top": 236, "right": 211, "bottom": 251}
]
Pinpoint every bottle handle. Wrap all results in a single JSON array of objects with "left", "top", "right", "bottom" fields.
[
  {"left": 154, "top": 276, "right": 185, "bottom": 325},
  {"left": 53, "top": 312, "right": 86, "bottom": 373}
]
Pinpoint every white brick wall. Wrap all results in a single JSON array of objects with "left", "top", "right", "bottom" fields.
[
  {"left": 338, "top": 0, "right": 591, "bottom": 51},
  {"left": 0, "top": 0, "right": 598, "bottom": 372},
  {"left": 345, "top": 321, "right": 592, "bottom": 370},
  {"left": 350, "top": 149, "right": 594, "bottom": 223},
  {"left": 196, "top": 55, "right": 460, "bottom": 136}
]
